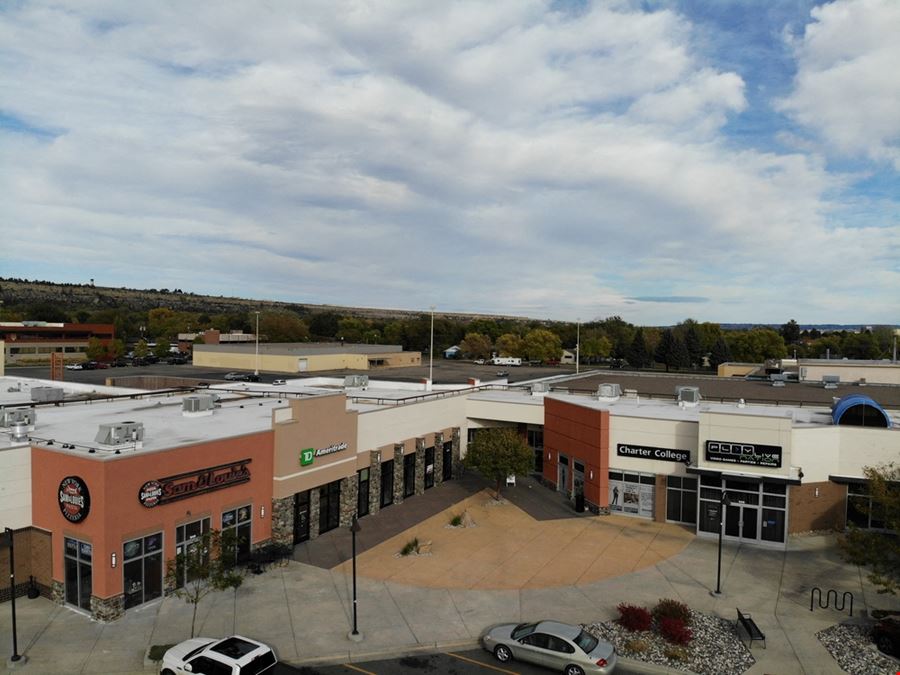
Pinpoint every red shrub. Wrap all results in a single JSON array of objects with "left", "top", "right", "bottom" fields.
[
  {"left": 617, "top": 603, "right": 652, "bottom": 632},
  {"left": 659, "top": 616, "right": 693, "bottom": 645}
]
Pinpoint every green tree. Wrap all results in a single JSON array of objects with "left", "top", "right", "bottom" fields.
[
  {"left": 27, "top": 301, "right": 70, "bottom": 322},
  {"left": 838, "top": 463, "right": 900, "bottom": 596},
  {"left": 580, "top": 332, "right": 612, "bottom": 363},
  {"left": 709, "top": 336, "right": 732, "bottom": 370},
  {"left": 627, "top": 328, "right": 650, "bottom": 368},
  {"left": 466, "top": 318, "right": 503, "bottom": 341},
  {"left": 523, "top": 329, "right": 562, "bottom": 362},
  {"left": 726, "top": 328, "right": 787, "bottom": 362},
  {"left": 495, "top": 333, "right": 525, "bottom": 358},
  {"left": 654, "top": 329, "right": 682, "bottom": 373},
  {"left": 154, "top": 340, "right": 172, "bottom": 359},
  {"left": 465, "top": 428, "right": 533, "bottom": 500},
  {"left": 164, "top": 528, "right": 245, "bottom": 638},
  {"left": 134, "top": 339, "right": 149, "bottom": 358},
  {"left": 108, "top": 338, "right": 126, "bottom": 359},
  {"left": 683, "top": 322, "right": 703, "bottom": 368},
  {"left": 84, "top": 337, "right": 106, "bottom": 361},
  {"left": 309, "top": 312, "right": 340, "bottom": 339},
  {"left": 460, "top": 332, "right": 493, "bottom": 359},
  {"left": 780, "top": 319, "right": 801, "bottom": 345},
  {"left": 842, "top": 332, "right": 881, "bottom": 359},
  {"left": 258, "top": 310, "right": 310, "bottom": 342}
]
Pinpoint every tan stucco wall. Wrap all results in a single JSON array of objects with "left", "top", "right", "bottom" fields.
[
  {"left": 192, "top": 349, "right": 419, "bottom": 373},
  {"left": 609, "top": 415, "right": 698, "bottom": 474},
  {"left": 465, "top": 398, "right": 545, "bottom": 426},
  {"left": 698, "top": 410, "right": 794, "bottom": 478},
  {"left": 800, "top": 362, "right": 900, "bottom": 385},
  {"left": 0, "top": 444, "right": 32, "bottom": 529},
  {"left": 717, "top": 363, "right": 759, "bottom": 377}
]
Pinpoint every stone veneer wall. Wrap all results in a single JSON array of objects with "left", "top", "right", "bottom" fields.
[
  {"left": 91, "top": 594, "right": 125, "bottom": 622},
  {"left": 393, "top": 444, "right": 405, "bottom": 505},
  {"left": 339, "top": 475, "right": 358, "bottom": 526},
  {"left": 414, "top": 437, "right": 426, "bottom": 496},
  {"left": 51, "top": 579, "right": 65, "bottom": 605},
  {"left": 433, "top": 432, "right": 445, "bottom": 485},
  {"left": 271, "top": 495, "right": 294, "bottom": 546},
  {"left": 369, "top": 451, "right": 382, "bottom": 515},
  {"left": 308, "top": 488, "right": 321, "bottom": 540},
  {"left": 452, "top": 427, "right": 462, "bottom": 477}
]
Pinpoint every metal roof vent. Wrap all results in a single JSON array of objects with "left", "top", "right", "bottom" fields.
[
  {"left": 95, "top": 421, "right": 144, "bottom": 450},
  {"left": 182, "top": 393, "right": 218, "bottom": 417},
  {"left": 597, "top": 383, "right": 622, "bottom": 401},
  {"left": 344, "top": 375, "right": 369, "bottom": 389},
  {"left": 676, "top": 386, "right": 701, "bottom": 407},
  {"left": 2, "top": 407, "right": 36, "bottom": 442},
  {"left": 31, "top": 386, "right": 64, "bottom": 402},
  {"left": 531, "top": 382, "right": 550, "bottom": 397}
]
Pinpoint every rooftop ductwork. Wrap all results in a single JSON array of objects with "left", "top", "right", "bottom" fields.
[
  {"left": 344, "top": 375, "right": 369, "bottom": 389},
  {"left": 95, "top": 421, "right": 144, "bottom": 449},
  {"left": 531, "top": 382, "right": 550, "bottom": 397},
  {"left": 676, "top": 386, "right": 701, "bottom": 407},
  {"left": 1, "top": 407, "right": 36, "bottom": 442},
  {"left": 597, "top": 383, "right": 622, "bottom": 401},
  {"left": 182, "top": 393, "right": 218, "bottom": 417}
]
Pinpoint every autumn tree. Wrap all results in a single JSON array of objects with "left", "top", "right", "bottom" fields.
[
  {"left": 726, "top": 328, "right": 787, "bottom": 362},
  {"left": 580, "top": 331, "right": 612, "bottom": 363},
  {"left": 258, "top": 310, "right": 310, "bottom": 342},
  {"left": 523, "top": 328, "right": 562, "bottom": 362},
  {"left": 84, "top": 337, "right": 107, "bottom": 361},
  {"left": 133, "top": 339, "right": 149, "bottom": 358},
  {"left": 465, "top": 428, "right": 533, "bottom": 500},
  {"left": 838, "top": 463, "right": 900, "bottom": 596},
  {"left": 460, "top": 332, "right": 492, "bottom": 359},
  {"left": 495, "top": 333, "right": 525, "bottom": 358}
]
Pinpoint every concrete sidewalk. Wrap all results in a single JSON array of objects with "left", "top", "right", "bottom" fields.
[{"left": 3, "top": 482, "right": 898, "bottom": 674}]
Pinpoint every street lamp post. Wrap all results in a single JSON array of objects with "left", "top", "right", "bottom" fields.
[
  {"left": 429, "top": 306, "right": 435, "bottom": 386},
  {"left": 714, "top": 491, "right": 732, "bottom": 595},
  {"left": 576, "top": 318, "right": 580, "bottom": 375},
  {"left": 254, "top": 311, "right": 260, "bottom": 376},
  {"left": 5, "top": 527, "right": 21, "bottom": 662},
  {"left": 348, "top": 514, "right": 363, "bottom": 641}
]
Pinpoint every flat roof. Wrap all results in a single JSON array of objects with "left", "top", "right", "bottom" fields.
[{"left": 194, "top": 342, "right": 404, "bottom": 356}]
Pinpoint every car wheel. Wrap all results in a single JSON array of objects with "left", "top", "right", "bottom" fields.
[
  {"left": 493, "top": 645, "right": 513, "bottom": 663},
  {"left": 564, "top": 665, "right": 585, "bottom": 675},
  {"left": 161, "top": 670, "right": 175, "bottom": 675},
  {"left": 875, "top": 634, "right": 893, "bottom": 655}
]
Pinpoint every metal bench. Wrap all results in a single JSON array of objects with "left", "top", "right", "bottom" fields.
[{"left": 736, "top": 608, "right": 766, "bottom": 649}]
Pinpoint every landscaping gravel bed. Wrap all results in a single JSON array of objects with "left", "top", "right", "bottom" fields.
[
  {"left": 816, "top": 623, "right": 899, "bottom": 675},
  {"left": 585, "top": 609, "right": 755, "bottom": 675}
]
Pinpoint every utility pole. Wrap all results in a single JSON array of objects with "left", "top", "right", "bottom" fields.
[
  {"left": 254, "top": 311, "right": 260, "bottom": 376},
  {"left": 429, "top": 306, "right": 435, "bottom": 385}
]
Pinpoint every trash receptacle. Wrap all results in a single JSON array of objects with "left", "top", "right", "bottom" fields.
[{"left": 574, "top": 493, "right": 585, "bottom": 513}]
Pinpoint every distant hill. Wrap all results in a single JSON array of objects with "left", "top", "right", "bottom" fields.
[
  {"left": 719, "top": 323, "right": 897, "bottom": 332},
  {"left": 0, "top": 277, "right": 525, "bottom": 322}
]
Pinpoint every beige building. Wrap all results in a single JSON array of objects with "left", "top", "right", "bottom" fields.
[{"left": 192, "top": 342, "right": 421, "bottom": 373}]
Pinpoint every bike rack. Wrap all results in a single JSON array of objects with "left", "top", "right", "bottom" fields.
[{"left": 810, "top": 587, "right": 853, "bottom": 617}]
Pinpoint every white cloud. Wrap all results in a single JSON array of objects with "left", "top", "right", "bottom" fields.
[
  {"left": 0, "top": 1, "right": 897, "bottom": 324},
  {"left": 778, "top": 0, "right": 900, "bottom": 168}
]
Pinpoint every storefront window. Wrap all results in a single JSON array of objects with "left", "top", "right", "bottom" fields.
[
  {"left": 666, "top": 475, "right": 698, "bottom": 524},
  {"left": 442, "top": 441, "right": 453, "bottom": 481},
  {"left": 697, "top": 477, "right": 788, "bottom": 546},
  {"left": 319, "top": 481, "right": 341, "bottom": 534},
  {"left": 123, "top": 533, "right": 163, "bottom": 609},
  {"left": 424, "top": 447, "right": 435, "bottom": 489},
  {"left": 175, "top": 517, "right": 210, "bottom": 588},
  {"left": 221, "top": 506, "right": 252, "bottom": 564},
  {"left": 609, "top": 470, "right": 655, "bottom": 518},
  {"left": 357, "top": 469, "right": 370, "bottom": 517},
  {"left": 381, "top": 459, "right": 394, "bottom": 507},
  {"left": 64, "top": 537, "right": 92, "bottom": 611},
  {"left": 847, "top": 483, "right": 888, "bottom": 529},
  {"left": 403, "top": 453, "right": 416, "bottom": 498}
]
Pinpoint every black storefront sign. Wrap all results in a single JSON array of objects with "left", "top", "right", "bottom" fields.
[
  {"left": 705, "top": 440, "right": 782, "bottom": 468},
  {"left": 139, "top": 459, "right": 252, "bottom": 508},
  {"left": 617, "top": 444, "right": 690, "bottom": 464},
  {"left": 58, "top": 476, "right": 91, "bottom": 523}
]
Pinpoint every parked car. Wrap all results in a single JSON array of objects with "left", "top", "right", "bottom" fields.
[
  {"left": 224, "top": 372, "right": 244, "bottom": 381},
  {"left": 474, "top": 359, "right": 486, "bottom": 365},
  {"left": 873, "top": 616, "right": 900, "bottom": 657},
  {"left": 65, "top": 363, "right": 83, "bottom": 370},
  {"left": 94, "top": 361, "right": 109, "bottom": 369},
  {"left": 112, "top": 358, "right": 129, "bottom": 367},
  {"left": 481, "top": 620, "right": 616, "bottom": 675},
  {"left": 496, "top": 370, "right": 509, "bottom": 377},
  {"left": 272, "top": 379, "right": 287, "bottom": 386},
  {"left": 167, "top": 355, "right": 187, "bottom": 365},
  {"left": 132, "top": 357, "right": 149, "bottom": 366},
  {"left": 241, "top": 373, "right": 260, "bottom": 382},
  {"left": 160, "top": 635, "right": 277, "bottom": 675}
]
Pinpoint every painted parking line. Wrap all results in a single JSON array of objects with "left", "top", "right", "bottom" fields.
[
  {"left": 445, "top": 651, "right": 520, "bottom": 674},
  {"left": 342, "top": 664, "right": 378, "bottom": 675}
]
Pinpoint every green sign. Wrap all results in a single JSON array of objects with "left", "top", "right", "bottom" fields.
[{"left": 300, "top": 448, "right": 314, "bottom": 466}]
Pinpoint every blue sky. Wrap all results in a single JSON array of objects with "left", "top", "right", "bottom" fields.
[{"left": 1, "top": 0, "right": 898, "bottom": 324}]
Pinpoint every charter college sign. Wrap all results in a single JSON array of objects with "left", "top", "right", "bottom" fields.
[
  {"left": 139, "top": 459, "right": 252, "bottom": 508},
  {"left": 705, "top": 441, "right": 782, "bottom": 468},
  {"left": 617, "top": 444, "right": 690, "bottom": 464}
]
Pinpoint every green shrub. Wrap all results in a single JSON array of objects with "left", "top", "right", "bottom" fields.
[
  {"left": 624, "top": 638, "right": 649, "bottom": 654},
  {"left": 664, "top": 645, "right": 689, "bottom": 662},
  {"left": 450, "top": 514, "right": 463, "bottom": 527},
  {"left": 653, "top": 598, "right": 691, "bottom": 625},
  {"left": 400, "top": 538, "right": 419, "bottom": 556}
]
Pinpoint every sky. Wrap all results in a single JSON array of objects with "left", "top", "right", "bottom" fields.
[{"left": 1, "top": 0, "right": 899, "bottom": 325}]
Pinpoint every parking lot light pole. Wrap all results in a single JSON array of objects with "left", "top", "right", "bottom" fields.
[
  {"left": 429, "top": 306, "right": 435, "bottom": 385},
  {"left": 576, "top": 318, "right": 580, "bottom": 374},
  {"left": 254, "top": 311, "right": 260, "bottom": 376},
  {"left": 348, "top": 514, "right": 363, "bottom": 642},
  {"left": 714, "top": 491, "right": 732, "bottom": 595},
  {"left": 6, "top": 527, "right": 21, "bottom": 662}
]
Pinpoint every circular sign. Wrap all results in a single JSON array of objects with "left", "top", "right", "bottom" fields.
[
  {"left": 58, "top": 476, "right": 91, "bottom": 523},
  {"left": 138, "top": 480, "right": 164, "bottom": 508}
]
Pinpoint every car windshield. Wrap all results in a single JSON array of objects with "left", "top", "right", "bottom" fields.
[
  {"left": 574, "top": 630, "right": 599, "bottom": 653},
  {"left": 183, "top": 644, "right": 209, "bottom": 660},
  {"left": 511, "top": 623, "right": 537, "bottom": 640}
]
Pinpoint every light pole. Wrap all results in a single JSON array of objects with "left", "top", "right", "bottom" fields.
[
  {"left": 713, "top": 491, "right": 732, "bottom": 595},
  {"left": 5, "top": 527, "right": 21, "bottom": 662},
  {"left": 348, "top": 514, "right": 363, "bottom": 641},
  {"left": 254, "top": 311, "right": 260, "bottom": 376},
  {"left": 576, "top": 318, "right": 580, "bottom": 375},
  {"left": 429, "top": 306, "right": 435, "bottom": 385}
]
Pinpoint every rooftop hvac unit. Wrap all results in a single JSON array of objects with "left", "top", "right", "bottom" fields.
[
  {"left": 95, "top": 421, "right": 144, "bottom": 449},
  {"left": 772, "top": 380, "right": 785, "bottom": 387},
  {"left": 823, "top": 374, "right": 839, "bottom": 389},
  {"left": 1, "top": 407, "right": 36, "bottom": 429},
  {"left": 623, "top": 388, "right": 639, "bottom": 400},
  {"left": 343, "top": 375, "right": 369, "bottom": 389},
  {"left": 676, "top": 386, "right": 701, "bottom": 406},
  {"left": 31, "top": 386, "right": 64, "bottom": 402},
  {"left": 597, "top": 383, "right": 622, "bottom": 400},
  {"left": 182, "top": 393, "right": 218, "bottom": 416},
  {"left": 531, "top": 382, "right": 550, "bottom": 396}
]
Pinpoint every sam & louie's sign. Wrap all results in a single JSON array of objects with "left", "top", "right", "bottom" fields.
[{"left": 139, "top": 459, "right": 252, "bottom": 508}]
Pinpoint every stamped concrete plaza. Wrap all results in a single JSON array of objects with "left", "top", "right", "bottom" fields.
[{"left": 3, "top": 475, "right": 898, "bottom": 674}]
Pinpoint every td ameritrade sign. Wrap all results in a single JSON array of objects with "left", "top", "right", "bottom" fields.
[
  {"left": 300, "top": 442, "right": 348, "bottom": 466},
  {"left": 139, "top": 459, "right": 252, "bottom": 508},
  {"left": 617, "top": 444, "right": 690, "bottom": 464}
]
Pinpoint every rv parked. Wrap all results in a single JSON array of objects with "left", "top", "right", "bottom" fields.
[{"left": 491, "top": 356, "right": 522, "bottom": 366}]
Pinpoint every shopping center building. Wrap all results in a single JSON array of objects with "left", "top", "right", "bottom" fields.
[{"left": 1, "top": 370, "right": 897, "bottom": 621}]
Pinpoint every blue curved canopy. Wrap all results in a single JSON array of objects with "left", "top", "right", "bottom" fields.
[{"left": 831, "top": 394, "right": 892, "bottom": 428}]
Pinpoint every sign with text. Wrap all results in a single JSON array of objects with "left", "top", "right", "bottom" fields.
[
  {"left": 139, "top": 459, "right": 252, "bottom": 508},
  {"left": 58, "top": 476, "right": 91, "bottom": 523},
  {"left": 299, "top": 442, "right": 348, "bottom": 466},
  {"left": 617, "top": 443, "right": 690, "bottom": 464},
  {"left": 705, "top": 440, "right": 782, "bottom": 468}
]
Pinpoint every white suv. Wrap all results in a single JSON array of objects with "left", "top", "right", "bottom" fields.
[{"left": 160, "top": 635, "right": 277, "bottom": 675}]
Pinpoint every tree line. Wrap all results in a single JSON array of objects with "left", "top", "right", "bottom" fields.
[{"left": 1, "top": 300, "right": 895, "bottom": 370}]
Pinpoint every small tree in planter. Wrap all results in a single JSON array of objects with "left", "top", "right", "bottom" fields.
[
  {"left": 164, "top": 528, "right": 245, "bottom": 638},
  {"left": 465, "top": 428, "right": 533, "bottom": 500}
]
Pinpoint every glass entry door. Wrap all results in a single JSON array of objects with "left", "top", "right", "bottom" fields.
[
  {"left": 64, "top": 538, "right": 92, "bottom": 611},
  {"left": 725, "top": 503, "right": 758, "bottom": 540}
]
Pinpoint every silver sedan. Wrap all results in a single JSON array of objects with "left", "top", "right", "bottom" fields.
[{"left": 481, "top": 620, "right": 617, "bottom": 675}]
